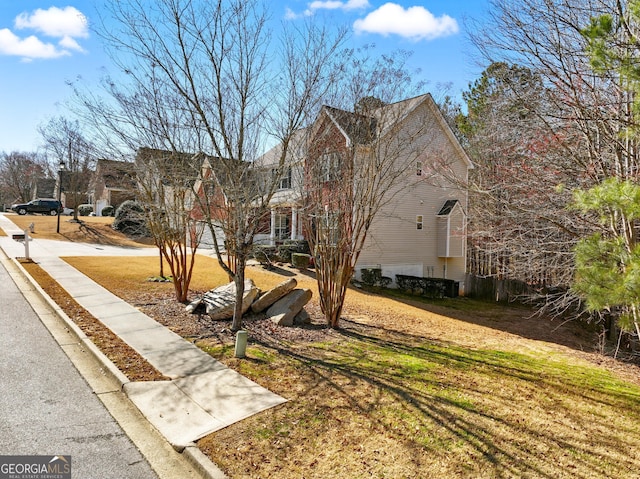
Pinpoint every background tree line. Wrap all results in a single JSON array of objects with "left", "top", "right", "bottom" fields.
[{"left": 455, "top": 0, "right": 640, "bottom": 349}]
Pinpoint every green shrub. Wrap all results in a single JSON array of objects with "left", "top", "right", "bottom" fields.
[
  {"left": 278, "top": 239, "right": 310, "bottom": 263},
  {"left": 113, "top": 200, "right": 149, "bottom": 237},
  {"left": 292, "top": 253, "right": 311, "bottom": 270},
  {"left": 277, "top": 244, "right": 292, "bottom": 263},
  {"left": 101, "top": 205, "right": 115, "bottom": 217},
  {"left": 360, "top": 268, "right": 392, "bottom": 288},
  {"left": 253, "top": 245, "right": 277, "bottom": 268},
  {"left": 361, "top": 268, "right": 382, "bottom": 286},
  {"left": 395, "top": 274, "right": 459, "bottom": 298},
  {"left": 77, "top": 204, "right": 94, "bottom": 216}
]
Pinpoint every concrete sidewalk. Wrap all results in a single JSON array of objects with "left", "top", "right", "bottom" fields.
[{"left": 0, "top": 214, "right": 286, "bottom": 461}]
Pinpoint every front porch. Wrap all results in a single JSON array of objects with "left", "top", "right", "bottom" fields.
[{"left": 255, "top": 206, "right": 304, "bottom": 246}]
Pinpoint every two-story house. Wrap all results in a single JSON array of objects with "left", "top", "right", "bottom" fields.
[{"left": 257, "top": 93, "right": 473, "bottom": 290}]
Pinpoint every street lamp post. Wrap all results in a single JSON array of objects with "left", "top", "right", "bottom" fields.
[{"left": 56, "top": 161, "right": 65, "bottom": 234}]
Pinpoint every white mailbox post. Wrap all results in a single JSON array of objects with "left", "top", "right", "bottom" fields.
[
  {"left": 12, "top": 229, "right": 33, "bottom": 260},
  {"left": 24, "top": 229, "right": 32, "bottom": 259}
]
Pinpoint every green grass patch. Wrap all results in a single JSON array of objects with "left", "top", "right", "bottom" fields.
[
  {"left": 62, "top": 254, "right": 640, "bottom": 478},
  {"left": 202, "top": 323, "right": 640, "bottom": 478}
]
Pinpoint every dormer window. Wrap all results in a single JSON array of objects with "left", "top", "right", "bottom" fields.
[{"left": 416, "top": 161, "right": 423, "bottom": 176}]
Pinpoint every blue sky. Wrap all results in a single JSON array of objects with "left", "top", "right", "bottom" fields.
[{"left": 0, "top": 0, "right": 490, "bottom": 153}]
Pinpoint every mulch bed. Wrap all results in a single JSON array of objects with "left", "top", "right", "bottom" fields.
[{"left": 125, "top": 289, "right": 339, "bottom": 347}]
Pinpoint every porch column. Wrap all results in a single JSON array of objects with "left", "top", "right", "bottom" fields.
[
  {"left": 291, "top": 207, "right": 298, "bottom": 240},
  {"left": 269, "top": 208, "right": 276, "bottom": 246}
]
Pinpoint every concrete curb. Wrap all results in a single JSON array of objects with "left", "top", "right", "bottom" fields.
[
  {"left": 12, "top": 257, "right": 131, "bottom": 389},
  {"left": 184, "top": 445, "right": 229, "bottom": 479},
  {"left": 4, "top": 252, "right": 229, "bottom": 479}
]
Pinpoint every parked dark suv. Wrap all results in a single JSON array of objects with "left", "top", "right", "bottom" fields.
[{"left": 11, "top": 198, "right": 64, "bottom": 216}]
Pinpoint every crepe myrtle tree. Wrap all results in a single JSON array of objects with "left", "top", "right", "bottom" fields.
[
  {"left": 74, "top": 0, "right": 348, "bottom": 330},
  {"left": 301, "top": 49, "right": 437, "bottom": 329},
  {"left": 135, "top": 148, "right": 203, "bottom": 303}
]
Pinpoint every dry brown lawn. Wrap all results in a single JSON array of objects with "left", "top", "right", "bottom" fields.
[
  {"left": 6, "top": 212, "right": 640, "bottom": 479},
  {"left": 63, "top": 254, "right": 640, "bottom": 479},
  {"left": 6, "top": 213, "right": 153, "bottom": 247}
]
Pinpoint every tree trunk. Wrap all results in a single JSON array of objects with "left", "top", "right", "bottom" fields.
[
  {"left": 231, "top": 254, "right": 247, "bottom": 331},
  {"left": 316, "top": 251, "right": 352, "bottom": 329}
]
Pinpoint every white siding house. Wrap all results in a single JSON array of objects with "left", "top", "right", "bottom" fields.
[{"left": 258, "top": 93, "right": 473, "bottom": 292}]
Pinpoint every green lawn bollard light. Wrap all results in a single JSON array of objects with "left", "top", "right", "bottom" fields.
[{"left": 235, "top": 330, "right": 248, "bottom": 358}]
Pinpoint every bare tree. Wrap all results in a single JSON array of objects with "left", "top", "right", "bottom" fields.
[
  {"left": 299, "top": 50, "right": 453, "bottom": 328},
  {"left": 73, "top": 0, "right": 347, "bottom": 329},
  {"left": 0, "top": 151, "right": 47, "bottom": 206},
  {"left": 39, "top": 117, "right": 95, "bottom": 219},
  {"left": 464, "top": 0, "right": 640, "bottom": 320},
  {"left": 135, "top": 148, "right": 202, "bottom": 302},
  {"left": 460, "top": 63, "right": 580, "bottom": 289}
]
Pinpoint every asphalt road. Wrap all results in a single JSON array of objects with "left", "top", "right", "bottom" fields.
[{"left": 0, "top": 258, "right": 159, "bottom": 478}]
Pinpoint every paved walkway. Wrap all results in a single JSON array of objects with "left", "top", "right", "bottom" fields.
[
  {"left": 0, "top": 255, "right": 159, "bottom": 478},
  {"left": 0, "top": 214, "right": 286, "bottom": 450}
]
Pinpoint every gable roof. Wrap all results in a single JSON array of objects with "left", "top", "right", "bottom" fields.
[
  {"left": 318, "top": 94, "right": 473, "bottom": 170},
  {"left": 135, "top": 147, "right": 206, "bottom": 188},
  {"left": 256, "top": 128, "right": 309, "bottom": 167},
  {"left": 95, "top": 159, "right": 136, "bottom": 189},
  {"left": 324, "top": 106, "right": 377, "bottom": 145},
  {"left": 371, "top": 93, "right": 430, "bottom": 133}
]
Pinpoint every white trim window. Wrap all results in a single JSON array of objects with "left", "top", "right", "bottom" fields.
[
  {"left": 416, "top": 215, "right": 423, "bottom": 230},
  {"left": 274, "top": 213, "right": 290, "bottom": 241},
  {"left": 320, "top": 152, "right": 340, "bottom": 182},
  {"left": 271, "top": 167, "right": 292, "bottom": 190},
  {"left": 278, "top": 167, "right": 292, "bottom": 189}
]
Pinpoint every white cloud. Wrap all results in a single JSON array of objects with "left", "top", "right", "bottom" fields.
[
  {"left": 286, "top": 0, "right": 369, "bottom": 19},
  {"left": 0, "top": 28, "right": 69, "bottom": 61},
  {"left": 284, "top": 7, "right": 300, "bottom": 20},
  {"left": 308, "top": 0, "right": 370, "bottom": 11},
  {"left": 58, "top": 35, "right": 84, "bottom": 52},
  {"left": 15, "top": 6, "right": 88, "bottom": 39},
  {"left": 1, "top": 6, "right": 88, "bottom": 60},
  {"left": 353, "top": 3, "right": 458, "bottom": 40}
]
